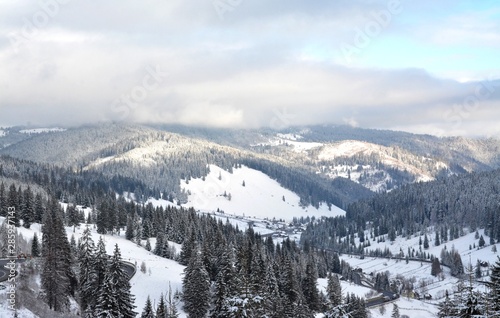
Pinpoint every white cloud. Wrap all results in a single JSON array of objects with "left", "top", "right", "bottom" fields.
[{"left": 0, "top": 0, "right": 499, "bottom": 136}]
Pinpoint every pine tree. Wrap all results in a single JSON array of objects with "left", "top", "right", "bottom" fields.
[
  {"left": 67, "top": 204, "right": 80, "bottom": 228},
  {"left": 22, "top": 186, "right": 35, "bottom": 228},
  {"left": 95, "top": 269, "right": 120, "bottom": 317},
  {"left": 488, "top": 256, "right": 500, "bottom": 316},
  {"left": 34, "top": 193, "right": 44, "bottom": 223},
  {"left": 0, "top": 182, "right": 6, "bottom": 217},
  {"left": 40, "top": 198, "right": 76, "bottom": 312},
  {"left": 479, "top": 235, "right": 486, "bottom": 248},
  {"left": 183, "top": 248, "right": 210, "bottom": 318},
  {"left": 438, "top": 290, "right": 456, "bottom": 318},
  {"left": 78, "top": 226, "right": 97, "bottom": 313},
  {"left": 391, "top": 303, "right": 400, "bottom": 318},
  {"left": 141, "top": 296, "right": 155, "bottom": 318},
  {"left": 303, "top": 256, "right": 320, "bottom": 311},
  {"left": 431, "top": 258, "right": 442, "bottom": 277},
  {"left": 31, "top": 232, "right": 40, "bottom": 257},
  {"left": 109, "top": 244, "right": 137, "bottom": 317},
  {"left": 179, "top": 229, "right": 196, "bottom": 266},
  {"left": 434, "top": 231, "right": 440, "bottom": 246},
  {"left": 155, "top": 231, "right": 165, "bottom": 256},
  {"left": 263, "top": 262, "right": 283, "bottom": 317},
  {"left": 423, "top": 234, "right": 429, "bottom": 249},
  {"left": 8, "top": 184, "right": 20, "bottom": 226},
  {"left": 210, "top": 246, "right": 236, "bottom": 317},
  {"left": 475, "top": 260, "right": 482, "bottom": 279},
  {"left": 156, "top": 293, "right": 167, "bottom": 318},
  {"left": 125, "top": 215, "right": 135, "bottom": 241},
  {"left": 326, "top": 272, "right": 342, "bottom": 308},
  {"left": 95, "top": 237, "right": 108, "bottom": 288}
]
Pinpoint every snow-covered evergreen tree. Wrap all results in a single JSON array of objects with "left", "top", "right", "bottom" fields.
[
  {"left": 156, "top": 293, "right": 167, "bottom": 318},
  {"left": 488, "top": 256, "right": 500, "bottom": 316},
  {"left": 183, "top": 248, "right": 210, "bottom": 318},
  {"left": 437, "top": 290, "right": 456, "bottom": 318},
  {"left": 141, "top": 296, "right": 155, "bottom": 318},
  {"left": 326, "top": 272, "right": 342, "bottom": 308},
  {"left": 31, "top": 232, "right": 40, "bottom": 257},
  {"left": 78, "top": 226, "right": 97, "bottom": 314},
  {"left": 95, "top": 236, "right": 108, "bottom": 288},
  {"left": 210, "top": 246, "right": 236, "bottom": 317},
  {"left": 109, "top": 244, "right": 137, "bottom": 317},
  {"left": 40, "top": 198, "right": 76, "bottom": 312},
  {"left": 22, "top": 186, "right": 34, "bottom": 228},
  {"left": 302, "top": 256, "right": 320, "bottom": 311},
  {"left": 391, "top": 303, "right": 400, "bottom": 318}
]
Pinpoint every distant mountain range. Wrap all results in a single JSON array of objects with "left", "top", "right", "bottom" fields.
[{"left": 1, "top": 123, "right": 499, "bottom": 206}]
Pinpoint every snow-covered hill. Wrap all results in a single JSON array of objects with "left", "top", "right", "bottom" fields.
[{"left": 180, "top": 165, "right": 345, "bottom": 221}]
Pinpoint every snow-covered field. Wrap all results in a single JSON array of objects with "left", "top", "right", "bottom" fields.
[{"left": 180, "top": 165, "right": 345, "bottom": 221}]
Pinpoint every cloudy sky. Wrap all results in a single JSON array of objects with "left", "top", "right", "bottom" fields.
[{"left": 0, "top": 0, "right": 499, "bottom": 137}]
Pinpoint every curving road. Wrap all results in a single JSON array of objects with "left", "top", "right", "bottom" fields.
[{"left": 0, "top": 258, "right": 26, "bottom": 283}]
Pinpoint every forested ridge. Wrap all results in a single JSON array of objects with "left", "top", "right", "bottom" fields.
[
  {"left": 0, "top": 155, "right": 370, "bottom": 317},
  {"left": 302, "top": 168, "right": 500, "bottom": 255}
]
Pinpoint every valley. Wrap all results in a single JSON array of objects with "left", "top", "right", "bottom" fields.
[{"left": 0, "top": 123, "right": 499, "bottom": 317}]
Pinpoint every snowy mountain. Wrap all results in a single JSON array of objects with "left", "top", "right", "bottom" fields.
[
  {"left": 2, "top": 123, "right": 500, "bottom": 196},
  {"left": 1, "top": 126, "right": 500, "bottom": 317}
]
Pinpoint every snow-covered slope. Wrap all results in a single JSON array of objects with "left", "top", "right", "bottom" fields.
[
  {"left": 0, "top": 218, "right": 188, "bottom": 318},
  {"left": 180, "top": 165, "right": 345, "bottom": 221}
]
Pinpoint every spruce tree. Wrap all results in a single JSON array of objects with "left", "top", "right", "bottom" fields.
[
  {"left": 391, "top": 303, "right": 400, "bottom": 318},
  {"left": 302, "top": 256, "right": 320, "bottom": 311},
  {"left": 438, "top": 290, "right": 456, "bottom": 318},
  {"left": 95, "top": 237, "right": 108, "bottom": 288},
  {"left": 31, "top": 232, "right": 40, "bottom": 257},
  {"left": 95, "top": 269, "right": 121, "bottom": 317},
  {"left": 423, "top": 234, "right": 429, "bottom": 249},
  {"left": 156, "top": 293, "right": 167, "bottom": 318},
  {"left": 141, "top": 296, "right": 155, "bottom": 318},
  {"left": 34, "top": 193, "right": 45, "bottom": 223},
  {"left": 78, "top": 226, "right": 97, "bottom": 313},
  {"left": 210, "top": 245, "right": 238, "bottom": 317},
  {"left": 8, "top": 184, "right": 20, "bottom": 226},
  {"left": 326, "top": 272, "right": 342, "bottom": 308},
  {"left": 431, "top": 258, "right": 442, "bottom": 277},
  {"left": 41, "top": 198, "right": 76, "bottom": 312},
  {"left": 179, "top": 229, "right": 196, "bottom": 265},
  {"left": 125, "top": 215, "right": 135, "bottom": 241},
  {"left": 488, "top": 256, "right": 500, "bottom": 316},
  {"left": 0, "top": 182, "right": 6, "bottom": 217},
  {"left": 22, "top": 186, "right": 35, "bottom": 228},
  {"left": 183, "top": 248, "right": 210, "bottom": 318},
  {"left": 479, "top": 235, "right": 486, "bottom": 248},
  {"left": 109, "top": 244, "right": 137, "bottom": 317}
]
